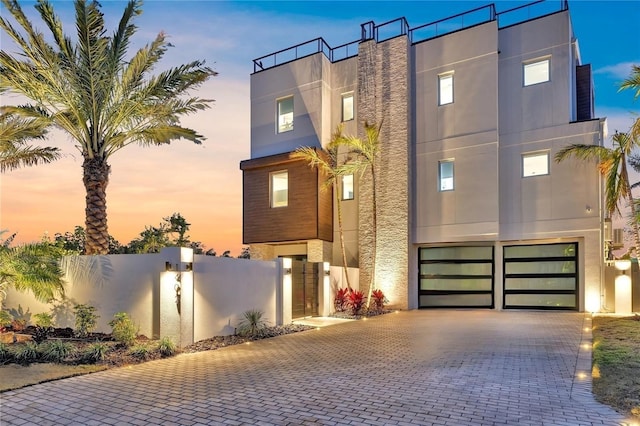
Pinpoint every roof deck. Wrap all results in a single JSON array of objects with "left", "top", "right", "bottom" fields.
[{"left": 252, "top": 0, "right": 569, "bottom": 73}]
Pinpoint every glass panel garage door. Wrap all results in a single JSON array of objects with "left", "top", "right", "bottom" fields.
[
  {"left": 503, "top": 243, "right": 578, "bottom": 310},
  {"left": 419, "top": 246, "right": 494, "bottom": 308}
]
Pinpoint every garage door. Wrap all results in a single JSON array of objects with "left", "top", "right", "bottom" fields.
[
  {"left": 503, "top": 243, "right": 578, "bottom": 310},
  {"left": 418, "top": 246, "right": 494, "bottom": 308}
]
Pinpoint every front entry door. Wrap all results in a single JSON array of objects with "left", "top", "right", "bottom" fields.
[{"left": 291, "top": 260, "right": 319, "bottom": 318}]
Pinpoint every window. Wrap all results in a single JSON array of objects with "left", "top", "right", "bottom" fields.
[
  {"left": 439, "top": 160, "right": 454, "bottom": 191},
  {"left": 271, "top": 171, "right": 288, "bottom": 207},
  {"left": 342, "top": 93, "right": 354, "bottom": 122},
  {"left": 277, "top": 97, "right": 293, "bottom": 133},
  {"left": 522, "top": 152, "right": 549, "bottom": 177},
  {"left": 439, "top": 73, "right": 454, "bottom": 105},
  {"left": 342, "top": 174, "right": 354, "bottom": 200},
  {"left": 523, "top": 59, "right": 550, "bottom": 86}
]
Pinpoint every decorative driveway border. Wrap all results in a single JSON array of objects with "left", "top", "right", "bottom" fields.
[{"left": 0, "top": 310, "right": 632, "bottom": 425}]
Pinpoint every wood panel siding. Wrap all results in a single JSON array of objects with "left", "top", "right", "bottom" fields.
[{"left": 241, "top": 151, "right": 333, "bottom": 244}]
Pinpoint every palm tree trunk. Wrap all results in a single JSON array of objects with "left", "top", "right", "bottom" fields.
[
  {"left": 83, "top": 155, "right": 111, "bottom": 255},
  {"left": 366, "top": 168, "right": 377, "bottom": 308},
  {"left": 336, "top": 187, "right": 352, "bottom": 290}
]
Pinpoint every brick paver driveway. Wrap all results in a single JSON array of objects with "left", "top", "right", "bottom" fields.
[{"left": 0, "top": 310, "right": 630, "bottom": 425}]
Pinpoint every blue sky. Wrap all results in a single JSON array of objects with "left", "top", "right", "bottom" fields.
[{"left": 2, "top": 0, "right": 639, "bottom": 253}]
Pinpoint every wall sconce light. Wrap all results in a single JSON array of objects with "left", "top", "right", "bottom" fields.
[
  {"left": 165, "top": 261, "right": 173, "bottom": 271},
  {"left": 185, "top": 262, "right": 193, "bottom": 271},
  {"left": 323, "top": 261, "right": 330, "bottom": 276},
  {"left": 283, "top": 257, "right": 292, "bottom": 275}
]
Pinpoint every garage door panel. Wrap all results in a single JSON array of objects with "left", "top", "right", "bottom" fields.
[
  {"left": 420, "top": 293, "right": 493, "bottom": 307},
  {"left": 504, "top": 293, "right": 576, "bottom": 309},
  {"left": 505, "top": 277, "right": 575, "bottom": 290},
  {"left": 503, "top": 242, "right": 578, "bottom": 310},
  {"left": 421, "top": 278, "right": 493, "bottom": 291},
  {"left": 420, "top": 262, "right": 492, "bottom": 276},
  {"left": 419, "top": 246, "right": 494, "bottom": 309}
]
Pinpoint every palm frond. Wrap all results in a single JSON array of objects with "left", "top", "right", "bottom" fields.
[{"left": 619, "top": 64, "right": 640, "bottom": 100}]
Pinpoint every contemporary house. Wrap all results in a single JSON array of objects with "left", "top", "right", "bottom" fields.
[{"left": 240, "top": 0, "right": 606, "bottom": 312}]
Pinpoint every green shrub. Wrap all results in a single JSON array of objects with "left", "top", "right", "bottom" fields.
[
  {"left": 0, "top": 342, "right": 13, "bottom": 364},
  {"left": 40, "top": 340, "right": 74, "bottom": 363},
  {"left": 157, "top": 337, "right": 177, "bottom": 357},
  {"left": 236, "top": 309, "right": 268, "bottom": 338},
  {"left": 33, "top": 312, "right": 55, "bottom": 328},
  {"left": 74, "top": 304, "right": 98, "bottom": 337},
  {"left": 80, "top": 342, "right": 110, "bottom": 364},
  {"left": 108, "top": 312, "right": 137, "bottom": 346},
  {"left": 128, "top": 343, "right": 151, "bottom": 360},
  {"left": 14, "top": 342, "right": 39, "bottom": 364},
  {"left": 0, "top": 310, "right": 12, "bottom": 329}
]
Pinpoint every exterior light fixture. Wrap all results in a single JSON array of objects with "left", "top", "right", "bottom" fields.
[
  {"left": 165, "top": 261, "right": 173, "bottom": 271},
  {"left": 185, "top": 262, "right": 193, "bottom": 271},
  {"left": 614, "top": 259, "right": 633, "bottom": 313},
  {"left": 283, "top": 257, "right": 292, "bottom": 275}
]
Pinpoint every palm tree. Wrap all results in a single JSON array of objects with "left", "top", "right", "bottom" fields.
[
  {"left": 619, "top": 64, "right": 640, "bottom": 141},
  {"left": 555, "top": 131, "right": 640, "bottom": 257},
  {"left": 292, "top": 125, "right": 352, "bottom": 289},
  {"left": 340, "top": 121, "right": 382, "bottom": 306},
  {"left": 0, "top": 232, "right": 66, "bottom": 307},
  {"left": 0, "top": 0, "right": 217, "bottom": 254},
  {"left": 0, "top": 112, "right": 61, "bottom": 172}
]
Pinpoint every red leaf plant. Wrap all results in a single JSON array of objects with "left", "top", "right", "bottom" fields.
[
  {"left": 334, "top": 287, "right": 350, "bottom": 312},
  {"left": 347, "top": 290, "right": 365, "bottom": 316},
  {"left": 371, "top": 289, "right": 386, "bottom": 312}
]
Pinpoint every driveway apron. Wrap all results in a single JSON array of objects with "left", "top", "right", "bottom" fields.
[{"left": 0, "top": 310, "right": 629, "bottom": 425}]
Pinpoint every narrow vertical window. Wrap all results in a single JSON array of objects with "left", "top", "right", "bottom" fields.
[
  {"left": 522, "top": 152, "right": 549, "bottom": 177},
  {"left": 342, "top": 93, "right": 354, "bottom": 122},
  {"left": 523, "top": 58, "right": 550, "bottom": 86},
  {"left": 439, "top": 73, "right": 454, "bottom": 105},
  {"left": 271, "top": 171, "right": 288, "bottom": 207},
  {"left": 277, "top": 96, "right": 293, "bottom": 133},
  {"left": 439, "top": 160, "right": 454, "bottom": 191},
  {"left": 342, "top": 174, "right": 354, "bottom": 200}
]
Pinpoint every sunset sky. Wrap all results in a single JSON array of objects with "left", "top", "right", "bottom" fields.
[{"left": 1, "top": 0, "right": 639, "bottom": 256}]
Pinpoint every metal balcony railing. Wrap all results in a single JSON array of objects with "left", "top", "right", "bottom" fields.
[{"left": 252, "top": 0, "right": 571, "bottom": 73}]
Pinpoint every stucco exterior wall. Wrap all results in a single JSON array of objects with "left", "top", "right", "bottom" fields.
[{"left": 251, "top": 53, "right": 332, "bottom": 158}]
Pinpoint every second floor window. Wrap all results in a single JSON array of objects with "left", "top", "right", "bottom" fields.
[
  {"left": 522, "top": 152, "right": 549, "bottom": 177},
  {"left": 439, "top": 160, "right": 454, "bottom": 191},
  {"left": 342, "top": 174, "right": 354, "bottom": 200},
  {"left": 439, "top": 73, "right": 454, "bottom": 105},
  {"left": 277, "top": 96, "right": 293, "bottom": 133},
  {"left": 342, "top": 93, "right": 354, "bottom": 122},
  {"left": 271, "top": 171, "right": 288, "bottom": 207},
  {"left": 524, "top": 58, "right": 550, "bottom": 86}
]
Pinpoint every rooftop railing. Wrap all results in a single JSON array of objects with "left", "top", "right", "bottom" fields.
[
  {"left": 252, "top": 0, "right": 570, "bottom": 73},
  {"left": 497, "top": 0, "right": 568, "bottom": 28},
  {"left": 410, "top": 4, "right": 496, "bottom": 44}
]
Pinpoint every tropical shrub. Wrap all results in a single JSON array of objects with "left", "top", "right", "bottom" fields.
[
  {"left": 0, "top": 310, "right": 12, "bottom": 331},
  {"left": 157, "top": 337, "right": 177, "bottom": 357},
  {"left": 334, "top": 288, "right": 350, "bottom": 312},
  {"left": 33, "top": 312, "right": 55, "bottom": 328},
  {"left": 129, "top": 343, "right": 151, "bottom": 360},
  {"left": 0, "top": 342, "right": 12, "bottom": 364},
  {"left": 237, "top": 309, "right": 268, "bottom": 337},
  {"left": 347, "top": 290, "right": 366, "bottom": 316},
  {"left": 109, "top": 312, "right": 137, "bottom": 346},
  {"left": 40, "top": 340, "right": 73, "bottom": 363},
  {"left": 74, "top": 304, "right": 98, "bottom": 338},
  {"left": 14, "top": 341, "right": 38, "bottom": 365},
  {"left": 371, "top": 289, "right": 387, "bottom": 312},
  {"left": 80, "top": 342, "right": 110, "bottom": 364}
]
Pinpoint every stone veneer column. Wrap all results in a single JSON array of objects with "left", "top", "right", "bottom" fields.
[
  {"left": 249, "top": 244, "right": 275, "bottom": 261},
  {"left": 357, "top": 35, "right": 411, "bottom": 310},
  {"left": 307, "top": 239, "right": 333, "bottom": 263}
]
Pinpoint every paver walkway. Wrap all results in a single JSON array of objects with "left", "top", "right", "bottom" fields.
[{"left": 0, "top": 310, "right": 631, "bottom": 425}]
